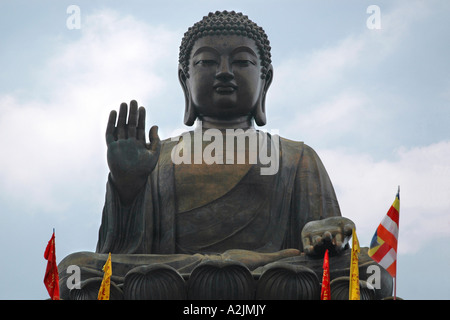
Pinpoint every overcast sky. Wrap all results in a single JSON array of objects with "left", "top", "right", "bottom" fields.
[{"left": 0, "top": 0, "right": 449, "bottom": 300}]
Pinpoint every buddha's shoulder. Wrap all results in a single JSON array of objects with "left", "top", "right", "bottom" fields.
[
  {"left": 279, "top": 136, "right": 304, "bottom": 148},
  {"left": 278, "top": 136, "right": 323, "bottom": 160},
  {"left": 279, "top": 136, "right": 311, "bottom": 153}
]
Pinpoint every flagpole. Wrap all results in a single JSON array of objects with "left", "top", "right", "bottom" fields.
[
  {"left": 393, "top": 277, "right": 397, "bottom": 300},
  {"left": 395, "top": 185, "right": 399, "bottom": 300}
]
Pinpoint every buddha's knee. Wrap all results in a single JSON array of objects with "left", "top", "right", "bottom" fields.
[
  {"left": 358, "top": 261, "right": 394, "bottom": 299},
  {"left": 58, "top": 251, "right": 111, "bottom": 299}
]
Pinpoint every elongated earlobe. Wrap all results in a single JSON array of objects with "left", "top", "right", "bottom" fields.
[
  {"left": 178, "top": 67, "right": 197, "bottom": 126},
  {"left": 254, "top": 101, "right": 266, "bottom": 126},
  {"left": 254, "top": 66, "right": 273, "bottom": 126}
]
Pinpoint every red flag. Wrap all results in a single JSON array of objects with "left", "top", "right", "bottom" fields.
[
  {"left": 44, "top": 231, "right": 60, "bottom": 300},
  {"left": 321, "top": 249, "right": 331, "bottom": 300}
]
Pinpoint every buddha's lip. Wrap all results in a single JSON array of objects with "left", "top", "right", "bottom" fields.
[
  {"left": 213, "top": 82, "right": 237, "bottom": 89},
  {"left": 213, "top": 83, "right": 237, "bottom": 93}
]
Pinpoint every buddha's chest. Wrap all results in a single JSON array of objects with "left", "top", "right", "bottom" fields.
[
  {"left": 172, "top": 130, "right": 268, "bottom": 213},
  {"left": 174, "top": 162, "right": 254, "bottom": 213}
]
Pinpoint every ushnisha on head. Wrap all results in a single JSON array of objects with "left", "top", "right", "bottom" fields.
[{"left": 178, "top": 11, "right": 273, "bottom": 128}]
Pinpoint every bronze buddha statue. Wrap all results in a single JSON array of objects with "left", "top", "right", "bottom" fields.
[{"left": 58, "top": 10, "right": 392, "bottom": 300}]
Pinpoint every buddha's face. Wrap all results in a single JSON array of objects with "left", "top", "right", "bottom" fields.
[{"left": 184, "top": 35, "right": 268, "bottom": 123}]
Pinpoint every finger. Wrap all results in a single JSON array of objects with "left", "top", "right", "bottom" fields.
[
  {"left": 313, "top": 233, "right": 334, "bottom": 256},
  {"left": 302, "top": 235, "right": 311, "bottom": 252},
  {"left": 117, "top": 102, "right": 128, "bottom": 139},
  {"left": 304, "top": 246, "right": 314, "bottom": 255},
  {"left": 322, "top": 231, "right": 332, "bottom": 242},
  {"left": 148, "top": 125, "right": 161, "bottom": 153},
  {"left": 343, "top": 224, "right": 354, "bottom": 237},
  {"left": 312, "top": 235, "right": 322, "bottom": 247},
  {"left": 128, "top": 100, "right": 138, "bottom": 139},
  {"left": 335, "top": 233, "right": 343, "bottom": 250},
  {"left": 137, "top": 106, "right": 146, "bottom": 142},
  {"left": 105, "top": 110, "right": 117, "bottom": 146}
]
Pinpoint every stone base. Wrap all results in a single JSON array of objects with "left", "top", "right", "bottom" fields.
[
  {"left": 61, "top": 248, "right": 393, "bottom": 300},
  {"left": 67, "top": 259, "right": 385, "bottom": 300}
]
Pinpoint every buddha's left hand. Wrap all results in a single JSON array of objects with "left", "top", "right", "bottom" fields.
[{"left": 301, "top": 216, "right": 355, "bottom": 257}]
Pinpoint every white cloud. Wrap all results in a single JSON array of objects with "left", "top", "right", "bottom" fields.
[
  {"left": 266, "top": 0, "right": 433, "bottom": 142},
  {"left": 284, "top": 90, "right": 368, "bottom": 142},
  {"left": 0, "top": 10, "right": 179, "bottom": 214},
  {"left": 318, "top": 140, "right": 450, "bottom": 254}
]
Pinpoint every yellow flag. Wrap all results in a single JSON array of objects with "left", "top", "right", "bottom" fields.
[
  {"left": 349, "top": 228, "right": 360, "bottom": 300},
  {"left": 98, "top": 252, "right": 112, "bottom": 300}
]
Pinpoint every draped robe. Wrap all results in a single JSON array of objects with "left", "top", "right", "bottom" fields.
[
  {"left": 58, "top": 130, "right": 394, "bottom": 299},
  {"left": 96, "top": 130, "right": 341, "bottom": 255}
]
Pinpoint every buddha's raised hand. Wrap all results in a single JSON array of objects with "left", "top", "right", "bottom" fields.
[{"left": 105, "top": 100, "right": 160, "bottom": 205}]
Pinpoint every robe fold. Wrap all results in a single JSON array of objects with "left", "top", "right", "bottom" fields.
[
  {"left": 96, "top": 132, "right": 341, "bottom": 255},
  {"left": 58, "top": 131, "right": 395, "bottom": 300}
]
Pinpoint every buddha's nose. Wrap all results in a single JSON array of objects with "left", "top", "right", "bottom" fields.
[{"left": 215, "top": 59, "right": 234, "bottom": 82}]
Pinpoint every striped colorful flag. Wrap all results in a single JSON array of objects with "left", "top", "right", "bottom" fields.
[{"left": 368, "top": 188, "right": 400, "bottom": 278}]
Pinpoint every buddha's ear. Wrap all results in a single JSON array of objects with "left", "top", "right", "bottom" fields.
[
  {"left": 254, "top": 64, "right": 273, "bottom": 127},
  {"left": 178, "top": 66, "right": 197, "bottom": 126}
]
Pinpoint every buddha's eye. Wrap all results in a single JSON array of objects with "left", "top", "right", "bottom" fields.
[
  {"left": 195, "top": 60, "right": 218, "bottom": 66},
  {"left": 232, "top": 59, "right": 255, "bottom": 67}
]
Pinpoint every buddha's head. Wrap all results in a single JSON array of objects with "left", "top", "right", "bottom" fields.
[{"left": 178, "top": 11, "right": 273, "bottom": 128}]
